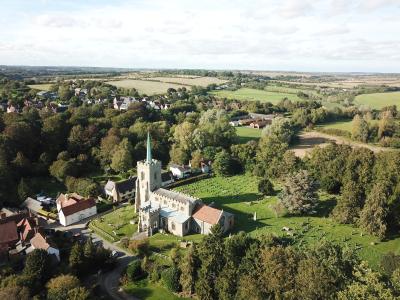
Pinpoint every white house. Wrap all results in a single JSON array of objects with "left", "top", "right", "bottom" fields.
[
  {"left": 169, "top": 164, "right": 191, "bottom": 179},
  {"left": 27, "top": 230, "right": 60, "bottom": 261},
  {"left": 56, "top": 193, "right": 97, "bottom": 226}
]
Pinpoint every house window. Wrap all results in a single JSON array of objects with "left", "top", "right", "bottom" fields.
[{"left": 171, "top": 222, "right": 176, "bottom": 230}]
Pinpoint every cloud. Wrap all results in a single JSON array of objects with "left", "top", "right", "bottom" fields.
[{"left": 279, "top": 0, "right": 314, "bottom": 18}]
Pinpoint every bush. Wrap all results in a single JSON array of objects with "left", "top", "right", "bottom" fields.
[
  {"left": 161, "top": 266, "right": 181, "bottom": 292},
  {"left": 258, "top": 178, "right": 274, "bottom": 195},
  {"left": 128, "top": 239, "right": 149, "bottom": 257},
  {"left": 126, "top": 260, "right": 144, "bottom": 281}
]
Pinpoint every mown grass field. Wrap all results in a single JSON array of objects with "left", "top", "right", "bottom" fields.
[
  {"left": 316, "top": 120, "right": 353, "bottom": 132},
  {"left": 124, "top": 279, "right": 190, "bottom": 300},
  {"left": 355, "top": 91, "right": 400, "bottom": 109},
  {"left": 106, "top": 79, "right": 187, "bottom": 95},
  {"left": 211, "top": 88, "right": 301, "bottom": 104},
  {"left": 145, "top": 76, "right": 227, "bottom": 87},
  {"left": 236, "top": 126, "right": 262, "bottom": 143},
  {"left": 175, "top": 174, "right": 400, "bottom": 269},
  {"left": 28, "top": 83, "right": 53, "bottom": 91},
  {"left": 90, "top": 205, "right": 137, "bottom": 241}
]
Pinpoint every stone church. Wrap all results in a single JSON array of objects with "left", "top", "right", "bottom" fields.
[{"left": 135, "top": 134, "right": 234, "bottom": 237}]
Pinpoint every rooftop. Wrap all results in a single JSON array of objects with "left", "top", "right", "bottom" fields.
[
  {"left": 192, "top": 204, "right": 223, "bottom": 225},
  {"left": 154, "top": 188, "right": 198, "bottom": 204}
]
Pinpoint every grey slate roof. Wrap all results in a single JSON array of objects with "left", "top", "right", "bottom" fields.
[
  {"left": 115, "top": 177, "right": 136, "bottom": 194},
  {"left": 153, "top": 188, "right": 198, "bottom": 204}
]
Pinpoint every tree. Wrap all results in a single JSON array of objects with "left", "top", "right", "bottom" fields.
[
  {"left": 337, "top": 262, "right": 396, "bottom": 300},
  {"left": 258, "top": 178, "right": 274, "bottom": 196},
  {"left": 23, "top": 249, "right": 51, "bottom": 292},
  {"left": 262, "top": 117, "right": 294, "bottom": 145},
  {"left": 17, "top": 178, "right": 32, "bottom": 203},
  {"left": 126, "top": 260, "right": 144, "bottom": 281},
  {"left": 111, "top": 139, "right": 133, "bottom": 173},
  {"left": 359, "top": 183, "right": 389, "bottom": 240},
  {"left": 351, "top": 114, "right": 369, "bottom": 143},
  {"left": 58, "top": 85, "right": 73, "bottom": 101},
  {"left": 213, "top": 150, "right": 234, "bottom": 176},
  {"left": 83, "top": 237, "right": 96, "bottom": 268},
  {"left": 279, "top": 170, "right": 319, "bottom": 215},
  {"left": 179, "top": 245, "right": 198, "bottom": 296},
  {"left": 161, "top": 266, "right": 181, "bottom": 292},
  {"left": 46, "top": 274, "right": 81, "bottom": 300},
  {"left": 49, "top": 159, "right": 77, "bottom": 181},
  {"left": 0, "top": 285, "right": 30, "bottom": 300},
  {"left": 69, "top": 243, "right": 85, "bottom": 274}
]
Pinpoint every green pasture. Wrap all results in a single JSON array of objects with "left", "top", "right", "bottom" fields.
[
  {"left": 235, "top": 126, "right": 262, "bottom": 143},
  {"left": 316, "top": 120, "right": 353, "bottom": 132},
  {"left": 355, "top": 92, "right": 400, "bottom": 110}
]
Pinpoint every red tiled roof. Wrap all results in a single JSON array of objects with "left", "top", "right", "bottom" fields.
[
  {"left": 0, "top": 221, "right": 18, "bottom": 246},
  {"left": 61, "top": 198, "right": 96, "bottom": 217},
  {"left": 192, "top": 204, "right": 222, "bottom": 225},
  {"left": 30, "top": 231, "right": 54, "bottom": 250}
]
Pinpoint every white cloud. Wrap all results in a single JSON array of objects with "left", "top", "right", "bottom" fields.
[{"left": 0, "top": 0, "right": 399, "bottom": 72}]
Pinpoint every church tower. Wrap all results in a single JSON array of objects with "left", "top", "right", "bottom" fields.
[{"left": 135, "top": 132, "right": 162, "bottom": 213}]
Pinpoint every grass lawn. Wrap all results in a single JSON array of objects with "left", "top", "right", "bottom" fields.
[
  {"left": 316, "top": 120, "right": 353, "bottom": 132},
  {"left": 211, "top": 88, "right": 301, "bottom": 104},
  {"left": 174, "top": 174, "right": 400, "bottom": 269},
  {"left": 28, "top": 83, "right": 53, "bottom": 91},
  {"left": 355, "top": 91, "right": 400, "bottom": 110},
  {"left": 124, "top": 279, "right": 189, "bottom": 300},
  {"left": 90, "top": 205, "right": 137, "bottom": 241},
  {"left": 236, "top": 126, "right": 262, "bottom": 143}
]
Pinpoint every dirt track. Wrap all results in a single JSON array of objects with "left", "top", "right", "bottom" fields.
[{"left": 291, "top": 131, "right": 392, "bottom": 158}]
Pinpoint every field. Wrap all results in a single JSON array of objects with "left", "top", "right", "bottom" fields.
[
  {"left": 124, "top": 279, "right": 189, "bottom": 300},
  {"left": 317, "top": 120, "right": 353, "bottom": 132},
  {"left": 145, "top": 76, "right": 227, "bottom": 86},
  {"left": 235, "top": 126, "right": 262, "bottom": 143},
  {"left": 355, "top": 91, "right": 400, "bottom": 109},
  {"left": 28, "top": 83, "right": 53, "bottom": 91},
  {"left": 211, "top": 88, "right": 301, "bottom": 104},
  {"left": 106, "top": 79, "right": 187, "bottom": 95},
  {"left": 174, "top": 174, "right": 400, "bottom": 268},
  {"left": 90, "top": 205, "right": 137, "bottom": 241}
]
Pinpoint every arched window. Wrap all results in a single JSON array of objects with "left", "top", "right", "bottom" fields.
[{"left": 141, "top": 171, "right": 145, "bottom": 180}]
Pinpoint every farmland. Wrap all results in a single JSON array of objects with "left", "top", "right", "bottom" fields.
[
  {"left": 175, "top": 174, "right": 400, "bottom": 268},
  {"left": 211, "top": 87, "right": 301, "bottom": 104},
  {"left": 28, "top": 83, "right": 53, "bottom": 91},
  {"left": 355, "top": 91, "right": 400, "bottom": 109},
  {"left": 317, "top": 120, "right": 353, "bottom": 132},
  {"left": 145, "top": 76, "right": 227, "bottom": 86},
  {"left": 235, "top": 126, "right": 262, "bottom": 143},
  {"left": 106, "top": 79, "right": 186, "bottom": 95}
]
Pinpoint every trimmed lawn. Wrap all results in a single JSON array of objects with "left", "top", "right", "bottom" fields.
[
  {"left": 174, "top": 174, "right": 400, "bottom": 269},
  {"left": 211, "top": 88, "right": 301, "bottom": 104},
  {"left": 90, "top": 205, "right": 137, "bottom": 241},
  {"left": 124, "top": 279, "right": 189, "bottom": 300},
  {"left": 317, "top": 120, "right": 353, "bottom": 132},
  {"left": 355, "top": 92, "right": 400, "bottom": 110},
  {"left": 236, "top": 126, "right": 262, "bottom": 143}
]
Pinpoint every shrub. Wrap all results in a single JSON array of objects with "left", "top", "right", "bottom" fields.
[
  {"left": 126, "top": 260, "right": 144, "bottom": 281},
  {"left": 161, "top": 266, "right": 181, "bottom": 292},
  {"left": 258, "top": 178, "right": 274, "bottom": 195},
  {"left": 128, "top": 239, "right": 149, "bottom": 257}
]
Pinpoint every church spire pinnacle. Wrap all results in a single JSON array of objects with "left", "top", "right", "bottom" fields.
[{"left": 146, "top": 131, "right": 152, "bottom": 163}]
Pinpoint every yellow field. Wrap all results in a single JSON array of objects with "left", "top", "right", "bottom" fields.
[
  {"left": 28, "top": 83, "right": 53, "bottom": 91},
  {"left": 106, "top": 79, "right": 187, "bottom": 95},
  {"left": 146, "top": 76, "right": 228, "bottom": 86}
]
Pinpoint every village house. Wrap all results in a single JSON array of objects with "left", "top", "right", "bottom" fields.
[
  {"left": 56, "top": 193, "right": 97, "bottom": 226},
  {"left": 135, "top": 134, "right": 234, "bottom": 237},
  {"left": 170, "top": 164, "right": 192, "bottom": 179},
  {"left": 26, "top": 230, "right": 60, "bottom": 261},
  {"left": 189, "top": 159, "right": 212, "bottom": 174},
  {"left": 113, "top": 96, "right": 137, "bottom": 110},
  {"left": 17, "top": 215, "right": 46, "bottom": 244},
  {"left": 250, "top": 119, "right": 271, "bottom": 129},
  {"left": 104, "top": 177, "right": 136, "bottom": 203}
]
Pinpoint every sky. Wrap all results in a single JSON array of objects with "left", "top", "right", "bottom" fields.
[{"left": 0, "top": 0, "right": 399, "bottom": 72}]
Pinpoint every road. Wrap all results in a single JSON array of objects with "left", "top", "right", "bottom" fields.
[{"left": 47, "top": 215, "right": 140, "bottom": 300}]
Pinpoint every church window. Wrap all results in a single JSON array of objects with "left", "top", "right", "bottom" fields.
[
  {"left": 172, "top": 203, "right": 176, "bottom": 208},
  {"left": 171, "top": 222, "right": 176, "bottom": 230},
  {"left": 141, "top": 171, "right": 145, "bottom": 180},
  {"left": 164, "top": 200, "right": 167, "bottom": 205},
  {"left": 180, "top": 206, "right": 184, "bottom": 211},
  {"left": 154, "top": 172, "right": 157, "bottom": 180}
]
